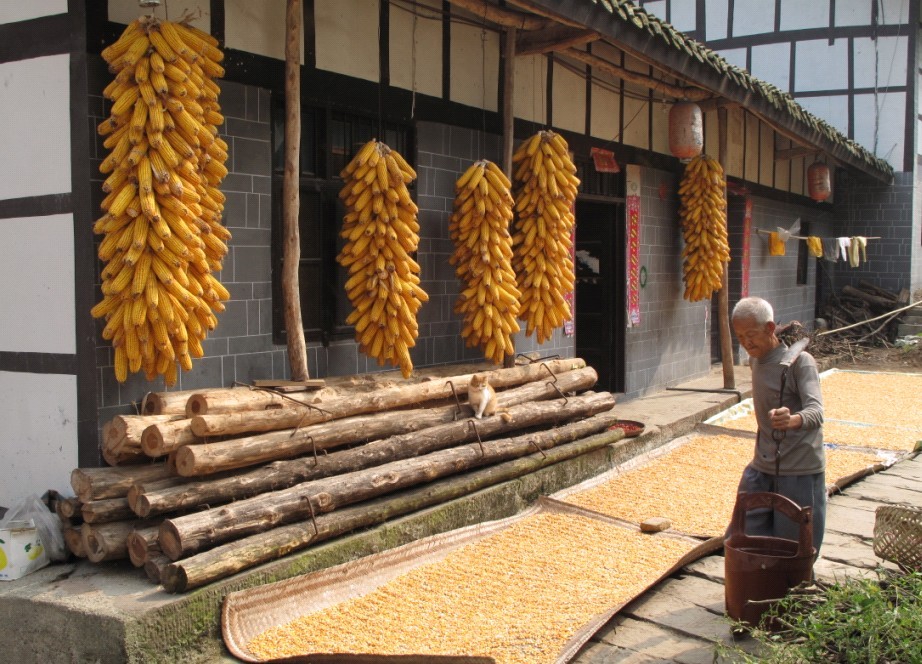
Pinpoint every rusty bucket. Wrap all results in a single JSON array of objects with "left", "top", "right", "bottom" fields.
[{"left": 724, "top": 492, "right": 815, "bottom": 628}]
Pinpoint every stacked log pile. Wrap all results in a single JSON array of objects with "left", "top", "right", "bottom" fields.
[
  {"left": 65, "top": 359, "right": 624, "bottom": 591},
  {"left": 814, "top": 281, "right": 912, "bottom": 357}
]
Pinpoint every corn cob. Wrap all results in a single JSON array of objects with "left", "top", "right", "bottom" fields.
[
  {"left": 338, "top": 139, "right": 427, "bottom": 378},
  {"left": 677, "top": 154, "right": 729, "bottom": 302},
  {"left": 449, "top": 160, "right": 520, "bottom": 364},
  {"left": 92, "top": 16, "right": 230, "bottom": 389},
  {"left": 511, "top": 131, "right": 578, "bottom": 344}
]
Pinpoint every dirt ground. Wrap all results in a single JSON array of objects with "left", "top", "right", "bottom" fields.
[{"left": 817, "top": 341, "right": 922, "bottom": 372}]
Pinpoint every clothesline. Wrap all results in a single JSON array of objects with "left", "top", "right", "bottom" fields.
[{"left": 753, "top": 229, "right": 881, "bottom": 240}]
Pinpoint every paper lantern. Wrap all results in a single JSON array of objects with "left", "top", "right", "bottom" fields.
[
  {"left": 669, "top": 102, "right": 703, "bottom": 160},
  {"left": 807, "top": 161, "right": 831, "bottom": 202}
]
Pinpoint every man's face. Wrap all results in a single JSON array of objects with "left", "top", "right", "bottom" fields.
[{"left": 732, "top": 317, "right": 777, "bottom": 360}]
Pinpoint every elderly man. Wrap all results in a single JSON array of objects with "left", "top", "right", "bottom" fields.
[{"left": 731, "top": 296, "right": 825, "bottom": 554}]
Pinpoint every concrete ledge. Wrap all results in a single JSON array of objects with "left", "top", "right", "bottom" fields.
[{"left": 0, "top": 373, "right": 756, "bottom": 663}]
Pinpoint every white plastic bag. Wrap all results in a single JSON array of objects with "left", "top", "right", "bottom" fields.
[{"left": 0, "top": 494, "right": 67, "bottom": 563}]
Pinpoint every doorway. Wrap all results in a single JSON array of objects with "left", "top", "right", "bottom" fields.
[{"left": 574, "top": 200, "right": 626, "bottom": 393}]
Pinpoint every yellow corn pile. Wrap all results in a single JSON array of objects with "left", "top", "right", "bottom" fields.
[
  {"left": 511, "top": 131, "right": 578, "bottom": 344},
  {"left": 678, "top": 154, "right": 729, "bottom": 302},
  {"left": 92, "top": 17, "right": 230, "bottom": 385},
  {"left": 563, "top": 434, "right": 886, "bottom": 537},
  {"left": 246, "top": 512, "right": 695, "bottom": 663},
  {"left": 449, "top": 160, "right": 521, "bottom": 364},
  {"left": 820, "top": 371, "right": 922, "bottom": 428},
  {"left": 338, "top": 139, "right": 428, "bottom": 378}
]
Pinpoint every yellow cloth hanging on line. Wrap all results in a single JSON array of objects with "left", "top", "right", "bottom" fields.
[
  {"left": 848, "top": 236, "right": 868, "bottom": 267},
  {"left": 806, "top": 236, "right": 823, "bottom": 258},
  {"left": 768, "top": 232, "right": 786, "bottom": 256}
]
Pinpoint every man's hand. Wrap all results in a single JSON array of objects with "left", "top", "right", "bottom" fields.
[{"left": 769, "top": 407, "right": 803, "bottom": 431}]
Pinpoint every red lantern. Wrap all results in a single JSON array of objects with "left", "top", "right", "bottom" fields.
[
  {"left": 807, "top": 161, "right": 831, "bottom": 202},
  {"left": 669, "top": 102, "right": 703, "bottom": 160}
]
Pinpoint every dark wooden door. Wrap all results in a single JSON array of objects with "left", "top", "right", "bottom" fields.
[{"left": 574, "top": 200, "right": 625, "bottom": 393}]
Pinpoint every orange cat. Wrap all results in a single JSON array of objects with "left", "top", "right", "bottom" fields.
[{"left": 468, "top": 374, "right": 512, "bottom": 422}]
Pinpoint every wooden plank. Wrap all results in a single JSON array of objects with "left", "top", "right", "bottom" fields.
[{"left": 251, "top": 379, "right": 325, "bottom": 389}]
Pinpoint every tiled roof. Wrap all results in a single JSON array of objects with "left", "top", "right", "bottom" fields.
[{"left": 584, "top": 0, "right": 894, "bottom": 180}]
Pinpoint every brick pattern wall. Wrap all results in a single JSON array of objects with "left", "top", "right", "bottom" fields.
[
  {"left": 622, "top": 167, "right": 712, "bottom": 398},
  {"left": 89, "top": 72, "right": 285, "bottom": 425},
  {"left": 832, "top": 171, "right": 916, "bottom": 294}
]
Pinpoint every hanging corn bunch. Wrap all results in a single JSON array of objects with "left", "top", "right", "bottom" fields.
[
  {"left": 92, "top": 16, "right": 231, "bottom": 386},
  {"left": 449, "top": 160, "right": 521, "bottom": 364},
  {"left": 338, "top": 139, "right": 428, "bottom": 378},
  {"left": 678, "top": 154, "right": 729, "bottom": 302},
  {"left": 511, "top": 131, "right": 578, "bottom": 344}
]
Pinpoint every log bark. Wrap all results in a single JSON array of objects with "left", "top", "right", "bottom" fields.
[
  {"left": 102, "top": 445, "right": 149, "bottom": 467},
  {"left": 70, "top": 463, "right": 172, "bottom": 503},
  {"left": 159, "top": 406, "right": 619, "bottom": 560},
  {"left": 57, "top": 497, "right": 83, "bottom": 520},
  {"left": 82, "top": 497, "right": 136, "bottom": 524},
  {"left": 110, "top": 415, "right": 183, "bottom": 454},
  {"left": 64, "top": 526, "right": 86, "bottom": 558},
  {"left": 161, "top": 419, "right": 625, "bottom": 591},
  {"left": 191, "top": 358, "right": 588, "bottom": 436},
  {"left": 138, "top": 391, "right": 612, "bottom": 517},
  {"left": 176, "top": 365, "right": 600, "bottom": 477},
  {"left": 81, "top": 520, "right": 149, "bottom": 563},
  {"left": 140, "top": 419, "right": 200, "bottom": 458},
  {"left": 127, "top": 477, "right": 191, "bottom": 515},
  {"left": 282, "top": 0, "right": 309, "bottom": 381},
  {"left": 145, "top": 553, "right": 172, "bottom": 584},
  {"left": 127, "top": 525, "right": 161, "bottom": 567},
  {"left": 143, "top": 389, "right": 196, "bottom": 415},
  {"left": 842, "top": 285, "right": 895, "bottom": 310},
  {"left": 185, "top": 386, "right": 331, "bottom": 417}
]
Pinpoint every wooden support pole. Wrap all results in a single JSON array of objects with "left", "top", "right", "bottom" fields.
[
  {"left": 717, "top": 106, "right": 735, "bottom": 389},
  {"left": 503, "top": 26, "right": 517, "bottom": 369},
  {"left": 282, "top": 0, "right": 309, "bottom": 380}
]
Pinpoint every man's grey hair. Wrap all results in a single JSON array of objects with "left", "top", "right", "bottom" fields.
[{"left": 732, "top": 297, "right": 774, "bottom": 325}]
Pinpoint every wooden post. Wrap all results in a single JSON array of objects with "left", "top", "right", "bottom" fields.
[
  {"left": 717, "top": 107, "right": 735, "bottom": 389},
  {"left": 282, "top": 0, "right": 309, "bottom": 380},
  {"left": 502, "top": 27, "right": 516, "bottom": 369}
]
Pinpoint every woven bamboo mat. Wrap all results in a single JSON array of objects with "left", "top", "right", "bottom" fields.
[{"left": 222, "top": 497, "right": 720, "bottom": 663}]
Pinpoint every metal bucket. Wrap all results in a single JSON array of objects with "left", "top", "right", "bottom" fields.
[{"left": 724, "top": 492, "right": 815, "bottom": 628}]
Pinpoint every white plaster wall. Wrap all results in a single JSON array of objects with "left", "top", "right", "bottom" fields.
[
  {"left": 779, "top": 0, "right": 828, "bottom": 31},
  {"left": 552, "top": 58, "right": 586, "bottom": 134},
  {"left": 794, "top": 40, "right": 849, "bottom": 91},
  {"left": 0, "top": 55, "right": 70, "bottom": 200},
  {"left": 835, "top": 0, "right": 872, "bottom": 26},
  {"left": 705, "top": 0, "right": 729, "bottom": 40},
  {"left": 732, "top": 0, "right": 774, "bottom": 37},
  {"left": 718, "top": 48, "right": 747, "bottom": 72},
  {"left": 0, "top": 214, "right": 76, "bottom": 354},
  {"left": 108, "top": 0, "right": 210, "bottom": 31},
  {"left": 227, "top": 0, "right": 303, "bottom": 64},
  {"left": 853, "top": 36, "right": 908, "bottom": 89},
  {"left": 879, "top": 0, "right": 910, "bottom": 25},
  {"left": 643, "top": 1, "right": 665, "bottom": 21},
  {"left": 450, "top": 21, "right": 499, "bottom": 112},
  {"left": 513, "top": 54, "right": 546, "bottom": 125},
  {"left": 669, "top": 0, "right": 697, "bottom": 33},
  {"left": 0, "top": 1, "right": 66, "bottom": 23},
  {"left": 315, "top": 0, "right": 377, "bottom": 80},
  {"left": 0, "top": 372, "right": 78, "bottom": 508},
  {"left": 796, "top": 95, "right": 849, "bottom": 137},
  {"left": 750, "top": 42, "right": 790, "bottom": 91},
  {"left": 389, "top": 0, "right": 441, "bottom": 99},
  {"left": 854, "top": 92, "right": 906, "bottom": 168}
]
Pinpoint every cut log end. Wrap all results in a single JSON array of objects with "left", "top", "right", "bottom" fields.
[
  {"left": 186, "top": 395, "right": 208, "bottom": 418},
  {"left": 127, "top": 532, "right": 150, "bottom": 567},
  {"left": 158, "top": 521, "right": 184, "bottom": 561},
  {"left": 144, "top": 554, "right": 172, "bottom": 585}
]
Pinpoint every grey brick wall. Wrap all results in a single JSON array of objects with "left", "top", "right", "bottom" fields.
[
  {"left": 622, "top": 167, "right": 712, "bottom": 398},
  {"left": 90, "top": 73, "right": 285, "bottom": 426},
  {"left": 832, "top": 171, "right": 915, "bottom": 295}
]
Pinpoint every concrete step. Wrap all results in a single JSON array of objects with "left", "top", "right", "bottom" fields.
[
  {"left": 900, "top": 314, "right": 922, "bottom": 325},
  {"left": 897, "top": 323, "right": 922, "bottom": 336}
]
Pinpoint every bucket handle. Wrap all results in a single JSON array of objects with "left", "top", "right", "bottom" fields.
[{"left": 728, "top": 491, "right": 813, "bottom": 557}]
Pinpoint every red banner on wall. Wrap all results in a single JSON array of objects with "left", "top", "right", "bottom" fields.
[
  {"left": 626, "top": 165, "right": 641, "bottom": 327},
  {"left": 741, "top": 197, "right": 752, "bottom": 297}
]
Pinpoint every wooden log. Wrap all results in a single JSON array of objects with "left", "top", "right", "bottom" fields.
[
  {"left": 70, "top": 463, "right": 173, "bottom": 503},
  {"left": 175, "top": 366, "right": 601, "bottom": 477},
  {"left": 56, "top": 497, "right": 83, "bottom": 521},
  {"left": 63, "top": 526, "right": 86, "bottom": 558},
  {"left": 109, "top": 414, "right": 184, "bottom": 454},
  {"left": 843, "top": 285, "right": 894, "bottom": 310},
  {"left": 127, "top": 525, "right": 161, "bottom": 567},
  {"left": 145, "top": 553, "right": 172, "bottom": 584},
  {"left": 82, "top": 497, "right": 136, "bottom": 524},
  {"left": 102, "top": 445, "right": 149, "bottom": 467},
  {"left": 81, "top": 520, "right": 149, "bottom": 563},
  {"left": 187, "top": 358, "right": 586, "bottom": 418},
  {"left": 159, "top": 405, "right": 619, "bottom": 560},
  {"left": 160, "top": 417, "right": 625, "bottom": 591},
  {"left": 137, "top": 391, "right": 613, "bottom": 517},
  {"left": 140, "top": 419, "right": 200, "bottom": 458},
  {"left": 190, "top": 358, "right": 589, "bottom": 436},
  {"left": 126, "top": 477, "right": 192, "bottom": 515},
  {"left": 143, "top": 389, "right": 197, "bottom": 415}
]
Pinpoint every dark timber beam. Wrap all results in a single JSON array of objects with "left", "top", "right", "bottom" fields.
[{"left": 515, "top": 25, "right": 599, "bottom": 56}]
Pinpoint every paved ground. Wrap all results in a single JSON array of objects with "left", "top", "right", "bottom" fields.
[{"left": 570, "top": 444, "right": 921, "bottom": 663}]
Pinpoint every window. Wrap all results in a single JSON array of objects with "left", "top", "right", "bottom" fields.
[
  {"left": 271, "top": 104, "right": 412, "bottom": 344},
  {"left": 575, "top": 157, "right": 624, "bottom": 198}
]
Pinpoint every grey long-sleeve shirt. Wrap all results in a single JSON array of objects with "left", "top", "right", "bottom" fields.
[{"left": 750, "top": 342, "right": 825, "bottom": 475}]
